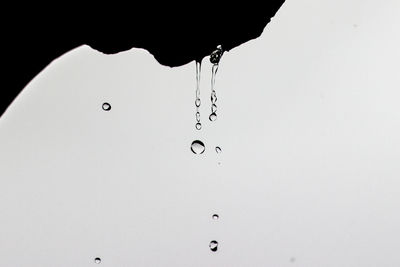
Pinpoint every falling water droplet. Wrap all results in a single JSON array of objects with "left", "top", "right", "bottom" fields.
[
  {"left": 209, "top": 113, "right": 217, "bottom": 121},
  {"left": 102, "top": 103, "right": 111, "bottom": 111},
  {"left": 194, "top": 60, "right": 202, "bottom": 130},
  {"left": 94, "top": 257, "right": 101, "bottom": 264},
  {"left": 209, "top": 240, "right": 219, "bottom": 252},
  {"left": 191, "top": 140, "right": 205, "bottom": 154},
  {"left": 212, "top": 214, "right": 219, "bottom": 220},
  {"left": 215, "top": 146, "right": 221, "bottom": 153}
]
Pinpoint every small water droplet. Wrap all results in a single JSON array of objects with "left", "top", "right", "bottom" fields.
[
  {"left": 191, "top": 140, "right": 205, "bottom": 154},
  {"left": 94, "top": 257, "right": 101, "bottom": 264},
  {"left": 195, "top": 98, "right": 201, "bottom": 107},
  {"left": 195, "top": 123, "right": 202, "bottom": 130},
  {"left": 212, "top": 214, "right": 219, "bottom": 220},
  {"left": 215, "top": 146, "right": 221, "bottom": 153},
  {"left": 102, "top": 103, "right": 111, "bottom": 111},
  {"left": 209, "top": 240, "right": 218, "bottom": 252},
  {"left": 209, "top": 113, "right": 217, "bottom": 121},
  {"left": 196, "top": 112, "right": 201, "bottom": 122}
]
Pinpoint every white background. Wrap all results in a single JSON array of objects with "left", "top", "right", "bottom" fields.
[{"left": 1, "top": 0, "right": 400, "bottom": 266}]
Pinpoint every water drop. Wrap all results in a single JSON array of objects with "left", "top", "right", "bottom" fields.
[
  {"left": 212, "top": 214, "right": 219, "bottom": 220},
  {"left": 196, "top": 112, "right": 201, "bottom": 122},
  {"left": 209, "top": 240, "right": 219, "bottom": 252},
  {"left": 210, "top": 45, "right": 224, "bottom": 64},
  {"left": 191, "top": 140, "right": 205, "bottom": 154},
  {"left": 215, "top": 146, "right": 221, "bottom": 153},
  {"left": 94, "top": 257, "right": 101, "bottom": 264},
  {"left": 209, "top": 113, "right": 217, "bottom": 121},
  {"left": 102, "top": 103, "right": 111, "bottom": 111},
  {"left": 195, "top": 98, "right": 201, "bottom": 107},
  {"left": 195, "top": 123, "right": 202, "bottom": 130}
]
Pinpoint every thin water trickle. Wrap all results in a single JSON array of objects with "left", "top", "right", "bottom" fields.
[
  {"left": 209, "top": 46, "right": 223, "bottom": 122},
  {"left": 195, "top": 60, "right": 202, "bottom": 130},
  {"left": 191, "top": 140, "right": 205, "bottom": 154}
]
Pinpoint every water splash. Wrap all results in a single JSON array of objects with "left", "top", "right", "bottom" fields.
[{"left": 195, "top": 60, "right": 202, "bottom": 130}]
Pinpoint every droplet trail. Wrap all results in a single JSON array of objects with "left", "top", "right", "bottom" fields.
[{"left": 194, "top": 60, "right": 202, "bottom": 130}]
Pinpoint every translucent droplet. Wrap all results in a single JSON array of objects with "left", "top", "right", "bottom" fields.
[
  {"left": 215, "top": 146, "right": 221, "bottom": 153},
  {"left": 195, "top": 98, "right": 201, "bottom": 107},
  {"left": 212, "top": 214, "right": 219, "bottom": 220},
  {"left": 209, "top": 113, "right": 217, "bottom": 121},
  {"left": 211, "top": 104, "right": 217, "bottom": 113},
  {"left": 94, "top": 257, "right": 101, "bottom": 264},
  {"left": 102, "top": 103, "right": 111, "bottom": 111},
  {"left": 195, "top": 123, "right": 202, "bottom": 130},
  {"left": 210, "top": 46, "right": 224, "bottom": 64},
  {"left": 196, "top": 112, "right": 201, "bottom": 122},
  {"left": 209, "top": 240, "right": 218, "bottom": 252},
  {"left": 191, "top": 140, "right": 205, "bottom": 154}
]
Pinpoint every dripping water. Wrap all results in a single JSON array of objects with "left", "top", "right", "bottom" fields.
[
  {"left": 195, "top": 60, "right": 202, "bottom": 130},
  {"left": 209, "top": 45, "right": 223, "bottom": 122}
]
